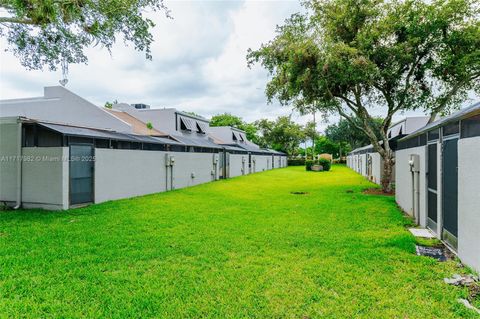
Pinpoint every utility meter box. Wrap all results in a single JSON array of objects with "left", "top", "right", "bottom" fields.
[
  {"left": 242, "top": 157, "right": 246, "bottom": 163},
  {"left": 213, "top": 154, "right": 219, "bottom": 164},
  {"left": 409, "top": 154, "right": 420, "bottom": 172},
  {"left": 165, "top": 154, "right": 175, "bottom": 167},
  {"left": 165, "top": 154, "right": 171, "bottom": 167}
]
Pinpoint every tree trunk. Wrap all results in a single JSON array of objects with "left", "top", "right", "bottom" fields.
[
  {"left": 312, "top": 112, "right": 316, "bottom": 160},
  {"left": 380, "top": 151, "right": 394, "bottom": 193},
  {"left": 428, "top": 112, "right": 437, "bottom": 124}
]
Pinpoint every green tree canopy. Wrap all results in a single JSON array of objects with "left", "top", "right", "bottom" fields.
[
  {"left": 325, "top": 117, "right": 383, "bottom": 149},
  {"left": 248, "top": 0, "right": 480, "bottom": 191},
  {"left": 315, "top": 136, "right": 339, "bottom": 157},
  {"left": 210, "top": 113, "right": 244, "bottom": 128},
  {"left": 254, "top": 116, "right": 305, "bottom": 155},
  {"left": 0, "top": 0, "right": 169, "bottom": 70},
  {"left": 210, "top": 113, "right": 258, "bottom": 142}
]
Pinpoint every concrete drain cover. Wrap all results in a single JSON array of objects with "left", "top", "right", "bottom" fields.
[
  {"left": 409, "top": 228, "right": 436, "bottom": 238},
  {"left": 290, "top": 191, "right": 309, "bottom": 195},
  {"left": 415, "top": 245, "right": 447, "bottom": 261}
]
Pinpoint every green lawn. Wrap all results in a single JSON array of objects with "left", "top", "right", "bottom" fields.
[{"left": 0, "top": 165, "right": 478, "bottom": 318}]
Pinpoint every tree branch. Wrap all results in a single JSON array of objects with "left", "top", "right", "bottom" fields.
[
  {"left": 0, "top": 17, "right": 36, "bottom": 25},
  {"left": 428, "top": 71, "right": 480, "bottom": 123}
]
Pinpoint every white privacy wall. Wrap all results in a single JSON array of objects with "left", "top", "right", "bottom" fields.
[
  {"left": 253, "top": 155, "right": 270, "bottom": 172},
  {"left": 369, "top": 153, "right": 382, "bottom": 185},
  {"left": 276, "top": 155, "right": 287, "bottom": 168},
  {"left": 457, "top": 137, "right": 480, "bottom": 273},
  {"left": 94, "top": 149, "right": 168, "bottom": 203},
  {"left": 172, "top": 152, "right": 218, "bottom": 189},
  {"left": 395, "top": 146, "right": 427, "bottom": 227},
  {"left": 229, "top": 154, "right": 247, "bottom": 177},
  {"left": 94, "top": 150, "right": 219, "bottom": 203},
  {"left": 1, "top": 121, "right": 68, "bottom": 210},
  {"left": 22, "top": 147, "right": 69, "bottom": 210},
  {"left": 0, "top": 120, "right": 19, "bottom": 202},
  {"left": 359, "top": 154, "right": 367, "bottom": 176}
]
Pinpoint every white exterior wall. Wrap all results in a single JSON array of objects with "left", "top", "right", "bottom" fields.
[
  {"left": 229, "top": 154, "right": 247, "bottom": 177},
  {"left": 359, "top": 154, "right": 367, "bottom": 176},
  {"left": 0, "top": 120, "right": 20, "bottom": 202},
  {"left": 94, "top": 149, "right": 219, "bottom": 203},
  {"left": 172, "top": 152, "right": 219, "bottom": 189},
  {"left": 1, "top": 120, "right": 68, "bottom": 210},
  {"left": 252, "top": 155, "right": 270, "bottom": 173},
  {"left": 368, "top": 153, "right": 383, "bottom": 185},
  {"left": 21, "top": 147, "right": 69, "bottom": 210},
  {"left": 458, "top": 137, "right": 480, "bottom": 273},
  {"left": 395, "top": 146, "right": 427, "bottom": 227},
  {"left": 274, "top": 155, "right": 287, "bottom": 168},
  {"left": 95, "top": 149, "right": 168, "bottom": 203}
]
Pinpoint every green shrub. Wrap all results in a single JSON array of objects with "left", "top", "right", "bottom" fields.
[
  {"left": 305, "top": 159, "right": 331, "bottom": 172},
  {"left": 318, "top": 158, "right": 331, "bottom": 171},
  {"left": 288, "top": 159, "right": 305, "bottom": 166},
  {"left": 305, "top": 160, "right": 314, "bottom": 171}
]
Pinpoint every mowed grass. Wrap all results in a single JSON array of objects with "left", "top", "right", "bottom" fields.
[{"left": 0, "top": 165, "right": 478, "bottom": 318}]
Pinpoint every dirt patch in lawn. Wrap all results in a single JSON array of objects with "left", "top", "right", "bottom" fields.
[
  {"left": 363, "top": 188, "right": 394, "bottom": 196},
  {"left": 290, "top": 191, "right": 309, "bottom": 195}
]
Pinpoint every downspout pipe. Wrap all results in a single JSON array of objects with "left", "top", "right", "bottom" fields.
[
  {"left": 13, "top": 119, "right": 22, "bottom": 209},
  {"left": 415, "top": 170, "right": 420, "bottom": 225}
]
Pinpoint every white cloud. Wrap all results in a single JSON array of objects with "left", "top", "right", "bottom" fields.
[{"left": 1, "top": 0, "right": 448, "bottom": 132}]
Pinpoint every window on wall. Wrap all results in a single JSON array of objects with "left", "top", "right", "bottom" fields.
[
  {"left": 396, "top": 134, "right": 427, "bottom": 150},
  {"left": 427, "top": 129, "right": 439, "bottom": 141},
  {"left": 461, "top": 115, "right": 480, "bottom": 138},
  {"left": 37, "top": 127, "right": 63, "bottom": 147},
  {"left": 443, "top": 121, "right": 459, "bottom": 136},
  {"left": 22, "top": 124, "right": 35, "bottom": 147},
  {"left": 69, "top": 136, "right": 94, "bottom": 145},
  {"left": 95, "top": 139, "right": 110, "bottom": 148}
]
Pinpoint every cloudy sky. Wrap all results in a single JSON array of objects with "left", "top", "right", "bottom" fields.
[{"left": 1, "top": 0, "right": 474, "bottom": 132}]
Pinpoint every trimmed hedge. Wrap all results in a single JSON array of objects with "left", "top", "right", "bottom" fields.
[
  {"left": 288, "top": 159, "right": 306, "bottom": 166},
  {"left": 305, "top": 160, "right": 314, "bottom": 171},
  {"left": 318, "top": 158, "right": 331, "bottom": 171}
]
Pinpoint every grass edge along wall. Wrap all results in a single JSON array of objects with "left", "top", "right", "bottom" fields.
[
  {"left": 1, "top": 166, "right": 478, "bottom": 318},
  {"left": 0, "top": 117, "right": 287, "bottom": 210},
  {"left": 347, "top": 103, "right": 480, "bottom": 274}
]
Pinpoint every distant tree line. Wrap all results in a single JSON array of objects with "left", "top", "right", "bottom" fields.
[{"left": 209, "top": 113, "right": 381, "bottom": 158}]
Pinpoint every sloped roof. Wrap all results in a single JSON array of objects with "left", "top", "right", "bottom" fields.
[
  {"left": 105, "top": 109, "right": 167, "bottom": 136},
  {"left": 400, "top": 102, "right": 480, "bottom": 141},
  {"left": 36, "top": 121, "right": 183, "bottom": 145},
  {"left": 169, "top": 134, "right": 223, "bottom": 149}
]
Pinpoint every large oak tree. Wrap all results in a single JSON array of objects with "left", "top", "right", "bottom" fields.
[
  {"left": 248, "top": 0, "right": 480, "bottom": 192},
  {"left": 0, "top": 0, "right": 169, "bottom": 70}
]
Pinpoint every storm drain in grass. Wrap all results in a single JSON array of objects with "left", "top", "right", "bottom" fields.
[
  {"left": 415, "top": 245, "right": 448, "bottom": 261},
  {"left": 290, "top": 191, "right": 309, "bottom": 195}
]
